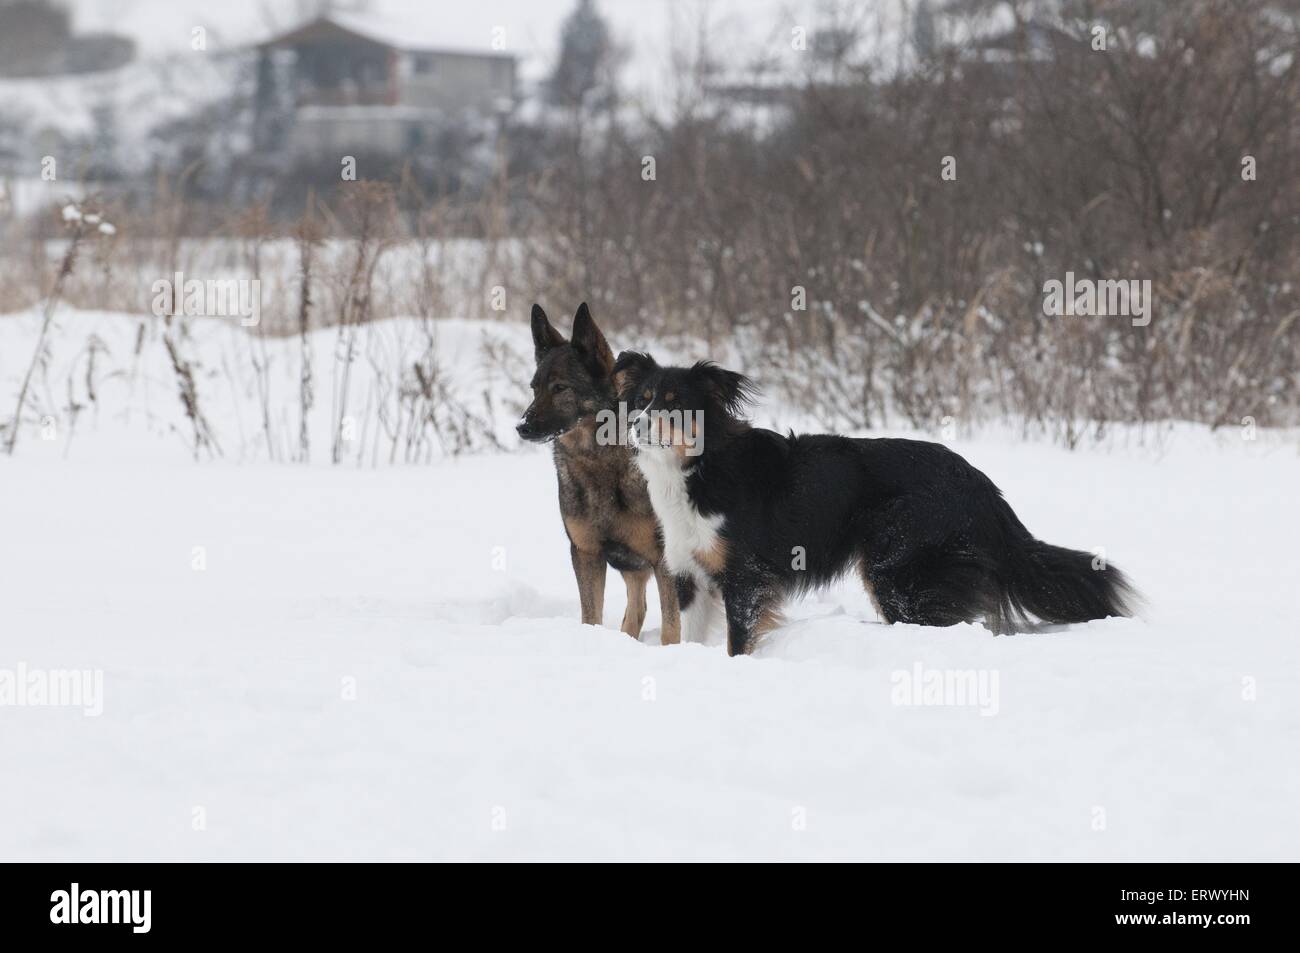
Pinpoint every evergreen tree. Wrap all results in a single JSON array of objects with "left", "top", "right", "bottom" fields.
[{"left": 548, "top": 0, "right": 614, "bottom": 109}]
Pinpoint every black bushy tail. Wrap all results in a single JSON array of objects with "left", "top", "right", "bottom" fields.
[
  {"left": 994, "top": 539, "right": 1140, "bottom": 632},
  {"left": 982, "top": 499, "right": 1140, "bottom": 634}
]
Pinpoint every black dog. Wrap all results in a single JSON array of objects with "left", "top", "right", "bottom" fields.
[{"left": 613, "top": 351, "right": 1138, "bottom": 656}]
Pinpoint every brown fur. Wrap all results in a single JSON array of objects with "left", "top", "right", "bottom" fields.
[
  {"left": 523, "top": 305, "right": 680, "bottom": 645},
  {"left": 655, "top": 413, "right": 700, "bottom": 463},
  {"left": 722, "top": 593, "right": 785, "bottom": 656},
  {"left": 620, "top": 569, "right": 650, "bottom": 636},
  {"left": 654, "top": 563, "right": 681, "bottom": 645},
  {"left": 571, "top": 548, "right": 607, "bottom": 625},
  {"left": 693, "top": 537, "right": 729, "bottom": 576},
  {"left": 753, "top": 604, "right": 786, "bottom": 639},
  {"left": 562, "top": 513, "right": 603, "bottom": 552},
  {"left": 554, "top": 420, "right": 679, "bottom": 642}
]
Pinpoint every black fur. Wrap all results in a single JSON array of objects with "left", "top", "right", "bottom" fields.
[{"left": 613, "top": 351, "right": 1140, "bottom": 655}]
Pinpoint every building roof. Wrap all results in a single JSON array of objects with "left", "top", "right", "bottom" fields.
[{"left": 258, "top": 13, "right": 514, "bottom": 60}]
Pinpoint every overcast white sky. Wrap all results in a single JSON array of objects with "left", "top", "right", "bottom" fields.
[{"left": 67, "top": 0, "right": 914, "bottom": 106}]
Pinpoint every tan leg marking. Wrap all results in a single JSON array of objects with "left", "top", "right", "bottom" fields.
[
  {"left": 571, "top": 548, "right": 606, "bottom": 626},
  {"left": 655, "top": 564, "right": 681, "bottom": 646},
  {"left": 565, "top": 516, "right": 606, "bottom": 625},
  {"left": 858, "top": 559, "right": 886, "bottom": 622},
  {"left": 753, "top": 603, "right": 787, "bottom": 640},
  {"left": 620, "top": 569, "right": 651, "bottom": 639},
  {"left": 728, "top": 598, "right": 786, "bottom": 657}
]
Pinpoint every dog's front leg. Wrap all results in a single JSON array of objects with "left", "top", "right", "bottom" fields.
[
  {"left": 722, "top": 572, "right": 783, "bottom": 657},
  {"left": 655, "top": 564, "right": 681, "bottom": 645},
  {"left": 570, "top": 544, "right": 606, "bottom": 626},
  {"left": 677, "top": 573, "right": 723, "bottom": 645},
  {"left": 619, "top": 569, "right": 650, "bottom": 638}
]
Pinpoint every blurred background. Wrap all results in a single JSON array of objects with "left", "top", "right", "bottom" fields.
[{"left": 0, "top": 0, "right": 1296, "bottom": 459}]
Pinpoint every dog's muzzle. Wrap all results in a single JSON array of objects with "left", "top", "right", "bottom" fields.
[{"left": 626, "top": 411, "right": 651, "bottom": 450}]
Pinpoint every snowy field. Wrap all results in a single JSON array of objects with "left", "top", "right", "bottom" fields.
[{"left": 2, "top": 308, "right": 1298, "bottom": 861}]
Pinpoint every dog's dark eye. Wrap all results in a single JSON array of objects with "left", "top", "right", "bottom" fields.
[
  {"left": 550, "top": 383, "right": 569, "bottom": 395},
  {"left": 642, "top": 389, "right": 652, "bottom": 400}
]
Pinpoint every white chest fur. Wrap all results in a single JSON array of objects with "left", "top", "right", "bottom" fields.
[{"left": 634, "top": 449, "right": 724, "bottom": 578}]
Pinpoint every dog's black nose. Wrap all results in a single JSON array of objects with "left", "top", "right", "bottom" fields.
[{"left": 516, "top": 420, "right": 532, "bottom": 438}]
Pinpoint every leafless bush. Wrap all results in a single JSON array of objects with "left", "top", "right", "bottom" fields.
[
  {"left": 493, "top": 1, "right": 1295, "bottom": 441},
  {"left": 2, "top": 0, "right": 1295, "bottom": 453},
  {"left": 162, "top": 330, "right": 220, "bottom": 459},
  {"left": 3, "top": 207, "right": 95, "bottom": 454},
  {"left": 294, "top": 197, "right": 323, "bottom": 462},
  {"left": 326, "top": 182, "right": 398, "bottom": 463}
]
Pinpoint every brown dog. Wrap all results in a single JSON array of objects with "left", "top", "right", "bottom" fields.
[{"left": 515, "top": 303, "right": 680, "bottom": 644}]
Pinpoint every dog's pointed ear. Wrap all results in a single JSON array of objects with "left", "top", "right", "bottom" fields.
[
  {"left": 531, "top": 304, "right": 565, "bottom": 362},
  {"left": 691, "top": 361, "right": 757, "bottom": 415},
  {"left": 612, "top": 350, "right": 654, "bottom": 397},
  {"left": 570, "top": 302, "right": 614, "bottom": 378}
]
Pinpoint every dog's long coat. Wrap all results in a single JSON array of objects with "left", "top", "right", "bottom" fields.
[{"left": 614, "top": 352, "right": 1138, "bottom": 656}]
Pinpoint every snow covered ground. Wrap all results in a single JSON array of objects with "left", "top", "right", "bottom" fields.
[{"left": 2, "top": 308, "right": 1298, "bottom": 861}]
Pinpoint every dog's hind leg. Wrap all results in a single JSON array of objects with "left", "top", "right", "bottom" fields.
[
  {"left": 620, "top": 568, "right": 651, "bottom": 638},
  {"left": 865, "top": 555, "right": 984, "bottom": 628},
  {"left": 570, "top": 544, "right": 607, "bottom": 626},
  {"left": 655, "top": 563, "right": 681, "bottom": 645}
]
